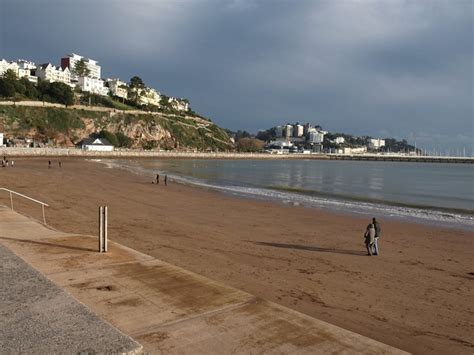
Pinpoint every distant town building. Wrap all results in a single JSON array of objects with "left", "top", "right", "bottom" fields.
[
  {"left": 0, "top": 59, "right": 19, "bottom": 76},
  {"left": 337, "top": 146, "right": 367, "bottom": 154},
  {"left": 77, "top": 77, "right": 108, "bottom": 96},
  {"left": 333, "top": 136, "right": 345, "bottom": 144},
  {"left": 275, "top": 126, "right": 283, "bottom": 138},
  {"left": 0, "top": 133, "right": 4, "bottom": 147},
  {"left": 284, "top": 124, "right": 293, "bottom": 138},
  {"left": 168, "top": 97, "right": 189, "bottom": 112},
  {"left": 106, "top": 78, "right": 128, "bottom": 100},
  {"left": 81, "top": 137, "right": 114, "bottom": 151},
  {"left": 293, "top": 124, "right": 304, "bottom": 137},
  {"left": 368, "top": 138, "right": 386, "bottom": 150},
  {"left": 308, "top": 128, "right": 325, "bottom": 144},
  {"left": 35, "top": 63, "right": 71, "bottom": 84},
  {"left": 138, "top": 87, "right": 161, "bottom": 106},
  {"left": 16, "top": 60, "right": 38, "bottom": 83},
  {"left": 61, "top": 53, "right": 101, "bottom": 80}
]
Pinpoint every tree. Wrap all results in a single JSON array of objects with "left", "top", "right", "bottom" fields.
[
  {"left": 73, "top": 59, "right": 90, "bottom": 77},
  {"left": 236, "top": 138, "right": 265, "bottom": 152},
  {"left": 98, "top": 130, "right": 119, "bottom": 147},
  {"left": 129, "top": 76, "right": 145, "bottom": 89},
  {"left": 0, "top": 78, "right": 16, "bottom": 97},
  {"left": 45, "top": 82, "right": 74, "bottom": 106},
  {"left": 2, "top": 69, "right": 18, "bottom": 81}
]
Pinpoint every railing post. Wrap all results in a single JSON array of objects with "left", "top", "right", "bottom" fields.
[
  {"left": 104, "top": 206, "right": 108, "bottom": 252},
  {"left": 98, "top": 206, "right": 108, "bottom": 253},
  {"left": 9, "top": 191, "right": 13, "bottom": 210},
  {"left": 42, "top": 205, "right": 46, "bottom": 225},
  {"left": 99, "top": 206, "right": 104, "bottom": 252}
]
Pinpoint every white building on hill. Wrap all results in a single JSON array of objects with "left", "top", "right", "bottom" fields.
[
  {"left": 35, "top": 63, "right": 71, "bottom": 85},
  {"left": 334, "top": 136, "right": 345, "bottom": 144},
  {"left": 168, "top": 97, "right": 189, "bottom": 111},
  {"left": 17, "top": 60, "right": 38, "bottom": 83},
  {"left": 106, "top": 78, "right": 128, "bottom": 100},
  {"left": 77, "top": 77, "right": 109, "bottom": 96},
  {"left": 61, "top": 53, "right": 101, "bottom": 80},
  {"left": 138, "top": 88, "right": 161, "bottom": 106},
  {"left": 293, "top": 124, "right": 304, "bottom": 137},
  {"left": 368, "top": 138, "right": 386, "bottom": 150},
  {"left": 0, "top": 59, "right": 19, "bottom": 76},
  {"left": 308, "top": 128, "right": 325, "bottom": 144}
]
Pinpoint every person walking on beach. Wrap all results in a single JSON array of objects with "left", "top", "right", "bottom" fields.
[
  {"left": 59, "top": 161, "right": 62, "bottom": 168},
  {"left": 156, "top": 174, "right": 160, "bottom": 184},
  {"left": 372, "top": 217, "right": 381, "bottom": 255},
  {"left": 364, "top": 223, "right": 376, "bottom": 256},
  {"left": 164, "top": 175, "right": 168, "bottom": 186},
  {"left": 48, "top": 160, "right": 51, "bottom": 168}
]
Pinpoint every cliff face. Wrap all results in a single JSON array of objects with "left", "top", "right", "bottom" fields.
[{"left": 0, "top": 105, "right": 233, "bottom": 151}]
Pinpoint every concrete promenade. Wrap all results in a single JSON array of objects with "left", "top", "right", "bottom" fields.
[
  {"left": 0, "top": 206, "right": 408, "bottom": 354},
  {"left": 1, "top": 147, "right": 472, "bottom": 163}
]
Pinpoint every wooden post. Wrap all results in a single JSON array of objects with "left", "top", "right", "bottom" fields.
[
  {"left": 9, "top": 191, "right": 13, "bottom": 210},
  {"left": 99, "top": 206, "right": 103, "bottom": 252},
  {"left": 98, "top": 206, "right": 108, "bottom": 253},
  {"left": 104, "top": 206, "right": 108, "bottom": 252}
]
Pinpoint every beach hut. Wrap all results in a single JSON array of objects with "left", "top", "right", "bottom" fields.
[{"left": 81, "top": 137, "right": 114, "bottom": 151}]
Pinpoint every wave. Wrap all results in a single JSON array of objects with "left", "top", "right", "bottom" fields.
[{"left": 94, "top": 159, "right": 474, "bottom": 230}]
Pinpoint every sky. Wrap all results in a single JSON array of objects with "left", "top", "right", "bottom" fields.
[{"left": 0, "top": 0, "right": 472, "bottom": 154}]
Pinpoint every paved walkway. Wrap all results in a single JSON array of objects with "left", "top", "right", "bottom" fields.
[
  {"left": 0, "top": 241, "right": 141, "bottom": 354},
  {"left": 0, "top": 206, "right": 408, "bottom": 354}
]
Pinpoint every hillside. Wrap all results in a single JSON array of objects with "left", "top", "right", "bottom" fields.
[{"left": 0, "top": 104, "right": 233, "bottom": 151}]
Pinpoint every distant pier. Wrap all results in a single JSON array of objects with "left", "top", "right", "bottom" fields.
[{"left": 327, "top": 154, "right": 473, "bottom": 164}]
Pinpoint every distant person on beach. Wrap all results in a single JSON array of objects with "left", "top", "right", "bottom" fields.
[
  {"left": 164, "top": 175, "right": 168, "bottom": 186},
  {"left": 59, "top": 161, "right": 62, "bottom": 168},
  {"left": 372, "top": 217, "right": 381, "bottom": 255},
  {"left": 156, "top": 174, "right": 160, "bottom": 184},
  {"left": 11, "top": 160, "right": 14, "bottom": 167},
  {"left": 48, "top": 160, "right": 51, "bottom": 168},
  {"left": 364, "top": 223, "right": 375, "bottom": 256}
]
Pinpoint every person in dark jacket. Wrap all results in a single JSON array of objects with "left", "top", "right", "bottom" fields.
[
  {"left": 364, "top": 223, "right": 375, "bottom": 256},
  {"left": 372, "top": 217, "right": 381, "bottom": 255}
]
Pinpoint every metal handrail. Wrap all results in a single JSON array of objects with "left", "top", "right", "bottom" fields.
[{"left": 0, "top": 188, "right": 49, "bottom": 224}]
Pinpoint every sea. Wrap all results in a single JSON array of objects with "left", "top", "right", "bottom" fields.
[{"left": 99, "top": 158, "right": 474, "bottom": 230}]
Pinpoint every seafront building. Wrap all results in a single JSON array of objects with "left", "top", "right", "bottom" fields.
[
  {"left": 0, "top": 59, "right": 37, "bottom": 83},
  {"left": 106, "top": 78, "right": 128, "bottom": 100},
  {"left": 61, "top": 53, "right": 101, "bottom": 80},
  {"left": 77, "top": 76, "right": 109, "bottom": 96},
  {"left": 35, "top": 63, "right": 71, "bottom": 85},
  {"left": 369, "top": 138, "right": 385, "bottom": 150},
  {"left": 1, "top": 53, "right": 191, "bottom": 112}
]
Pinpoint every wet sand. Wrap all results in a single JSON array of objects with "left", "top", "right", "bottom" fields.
[{"left": 1, "top": 158, "right": 472, "bottom": 354}]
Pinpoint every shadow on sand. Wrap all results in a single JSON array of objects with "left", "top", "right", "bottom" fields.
[
  {"left": 0, "top": 236, "right": 97, "bottom": 252},
  {"left": 250, "top": 241, "right": 366, "bottom": 256}
]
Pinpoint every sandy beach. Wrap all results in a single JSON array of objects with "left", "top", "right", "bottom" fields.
[{"left": 1, "top": 158, "right": 472, "bottom": 354}]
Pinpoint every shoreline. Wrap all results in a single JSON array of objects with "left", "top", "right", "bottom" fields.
[
  {"left": 97, "top": 158, "right": 473, "bottom": 232},
  {"left": 1, "top": 147, "right": 473, "bottom": 163},
  {"left": 1, "top": 158, "right": 473, "bottom": 354}
]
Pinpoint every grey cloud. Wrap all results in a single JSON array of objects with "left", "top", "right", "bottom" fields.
[{"left": 0, "top": 0, "right": 472, "bottom": 153}]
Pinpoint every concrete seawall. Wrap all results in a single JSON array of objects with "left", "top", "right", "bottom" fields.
[{"left": 0, "top": 147, "right": 472, "bottom": 163}]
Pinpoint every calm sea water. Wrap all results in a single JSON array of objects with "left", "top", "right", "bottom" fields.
[{"left": 101, "top": 159, "right": 474, "bottom": 229}]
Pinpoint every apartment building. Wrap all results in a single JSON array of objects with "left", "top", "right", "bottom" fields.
[
  {"left": 106, "top": 78, "right": 128, "bottom": 100},
  {"left": 368, "top": 138, "right": 386, "bottom": 150},
  {"left": 77, "top": 77, "right": 109, "bottom": 96},
  {"left": 35, "top": 63, "right": 71, "bottom": 84},
  {"left": 61, "top": 53, "right": 101, "bottom": 79}
]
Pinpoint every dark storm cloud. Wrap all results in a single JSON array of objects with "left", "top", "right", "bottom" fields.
[{"left": 1, "top": 0, "right": 472, "bottom": 153}]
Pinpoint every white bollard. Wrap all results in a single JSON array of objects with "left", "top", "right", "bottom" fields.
[{"left": 98, "top": 206, "right": 108, "bottom": 253}]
